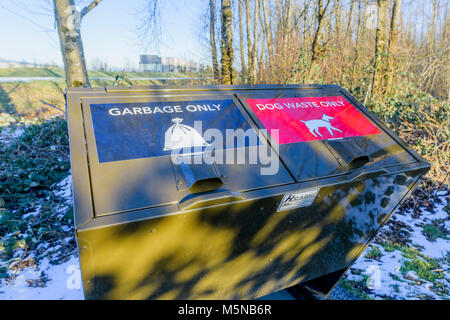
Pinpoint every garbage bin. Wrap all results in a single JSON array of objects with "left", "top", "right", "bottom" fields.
[{"left": 66, "top": 84, "right": 429, "bottom": 300}]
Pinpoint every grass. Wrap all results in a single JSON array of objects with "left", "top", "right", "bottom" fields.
[
  {"left": 0, "top": 80, "right": 66, "bottom": 120},
  {"left": 422, "top": 224, "right": 448, "bottom": 242},
  {"left": 365, "top": 246, "right": 383, "bottom": 260},
  {"left": 339, "top": 278, "right": 374, "bottom": 300},
  {"left": 396, "top": 245, "right": 448, "bottom": 296},
  {"left": 0, "top": 67, "right": 65, "bottom": 78},
  {"left": 380, "top": 242, "right": 445, "bottom": 284},
  {"left": 401, "top": 246, "right": 419, "bottom": 259},
  {"left": 400, "top": 257, "right": 443, "bottom": 283},
  {"left": 0, "top": 75, "right": 213, "bottom": 126},
  {"left": 381, "top": 241, "right": 403, "bottom": 252},
  {"left": 0, "top": 66, "right": 208, "bottom": 79}
]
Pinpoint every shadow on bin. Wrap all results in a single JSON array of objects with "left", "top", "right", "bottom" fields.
[{"left": 79, "top": 171, "right": 418, "bottom": 299}]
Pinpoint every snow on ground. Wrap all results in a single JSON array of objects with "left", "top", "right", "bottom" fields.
[
  {"left": 394, "top": 192, "right": 449, "bottom": 259},
  {"left": 0, "top": 256, "right": 84, "bottom": 300},
  {"left": 0, "top": 171, "right": 448, "bottom": 299},
  {"left": 345, "top": 191, "right": 449, "bottom": 300},
  {"left": 0, "top": 125, "right": 24, "bottom": 143}
]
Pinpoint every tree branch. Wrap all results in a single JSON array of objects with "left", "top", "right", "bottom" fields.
[{"left": 80, "top": 0, "right": 103, "bottom": 20}]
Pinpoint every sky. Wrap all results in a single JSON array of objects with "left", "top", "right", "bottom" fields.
[{"left": 0, "top": 0, "right": 210, "bottom": 70}]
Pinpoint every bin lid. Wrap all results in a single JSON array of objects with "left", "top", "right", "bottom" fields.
[
  {"left": 79, "top": 93, "right": 294, "bottom": 217},
  {"left": 237, "top": 88, "right": 417, "bottom": 182}
]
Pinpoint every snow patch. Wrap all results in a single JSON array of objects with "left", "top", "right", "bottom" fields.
[
  {"left": 0, "top": 256, "right": 84, "bottom": 300},
  {"left": 348, "top": 192, "right": 449, "bottom": 299},
  {"left": 0, "top": 126, "right": 24, "bottom": 143}
]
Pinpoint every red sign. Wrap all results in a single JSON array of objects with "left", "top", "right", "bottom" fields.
[{"left": 245, "top": 96, "right": 382, "bottom": 144}]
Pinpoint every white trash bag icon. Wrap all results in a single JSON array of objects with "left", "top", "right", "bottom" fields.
[{"left": 163, "top": 118, "right": 210, "bottom": 151}]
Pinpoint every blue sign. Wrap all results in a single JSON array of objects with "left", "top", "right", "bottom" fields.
[{"left": 90, "top": 99, "right": 259, "bottom": 163}]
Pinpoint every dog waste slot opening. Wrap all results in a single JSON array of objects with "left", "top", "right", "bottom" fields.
[{"left": 325, "top": 139, "right": 371, "bottom": 169}]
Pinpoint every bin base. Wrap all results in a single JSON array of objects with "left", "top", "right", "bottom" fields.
[{"left": 287, "top": 268, "right": 348, "bottom": 300}]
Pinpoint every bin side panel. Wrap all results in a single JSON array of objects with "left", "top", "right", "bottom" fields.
[{"left": 77, "top": 169, "right": 422, "bottom": 300}]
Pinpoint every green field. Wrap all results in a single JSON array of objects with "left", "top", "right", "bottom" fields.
[
  {"left": 0, "top": 67, "right": 214, "bottom": 122},
  {"left": 0, "top": 66, "right": 206, "bottom": 79}
]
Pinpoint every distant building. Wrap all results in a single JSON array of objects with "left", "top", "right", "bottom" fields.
[
  {"left": 139, "top": 54, "right": 205, "bottom": 73},
  {"left": 139, "top": 55, "right": 162, "bottom": 72}
]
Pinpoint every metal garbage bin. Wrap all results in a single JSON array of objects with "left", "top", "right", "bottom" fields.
[{"left": 66, "top": 84, "right": 429, "bottom": 300}]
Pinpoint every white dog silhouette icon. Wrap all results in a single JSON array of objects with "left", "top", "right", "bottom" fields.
[{"left": 300, "top": 114, "right": 343, "bottom": 137}]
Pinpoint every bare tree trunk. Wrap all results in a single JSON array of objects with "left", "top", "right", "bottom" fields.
[
  {"left": 388, "top": 0, "right": 402, "bottom": 57},
  {"left": 209, "top": 0, "right": 220, "bottom": 80},
  {"left": 258, "top": 42, "right": 264, "bottom": 83},
  {"left": 335, "top": 0, "right": 341, "bottom": 40},
  {"left": 344, "top": 0, "right": 355, "bottom": 43},
  {"left": 252, "top": 0, "right": 259, "bottom": 83},
  {"left": 441, "top": 2, "right": 449, "bottom": 45},
  {"left": 257, "top": 1, "right": 264, "bottom": 83},
  {"left": 428, "top": 0, "right": 437, "bottom": 53},
  {"left": 53, "top": 0, "right": 90, "bottom": 88},
  {"left": 220, "top": 0, "right": 234, "bottom": 84},
  {"left": 261, "top": 0, "right": 274, "bottom": 76},
  {"left": 282, "top": 0, "right": 292, "bottom": 77},
  {"left": 285, "top": 0, "right": 292, "bottom": 33},
  {"left": 238, "top": 0, "right": 246, "bottom": 75},
  {"left": 371, "top": 0, "right": 388, "bottom": 96},
  {"left": 245, "top": 0, "right": 254, "bottom": 83},
  {"left": 443, "top": 2, "right": 450, "bottom": 101},
  {"left": 420, "top": 0, "right": 425, "bottom": 45},
  {"left": 303, "top": 4, "right": 308, "bottom": 41},
  {"left": 350, "top": 0, "right": 362, "bottom": 88},
  {"left": 385, "top": 0, "right": 402, "bottom": 93},
  {"left": 311, "top": 0, "right": 330, "bottom": 63}
]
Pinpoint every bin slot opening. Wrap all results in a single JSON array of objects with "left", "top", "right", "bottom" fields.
[
  {"left": 178, "top": 189, "right": 245, "bottom": 211},
  {"left": 325, "top": 139, "right": 371, "bottom": 169},
  {"left": 189, "top": 178, "right": 224, "bottom": 194},
  {"left": 347, "top": 155, "right": 371, "bottom": 169},
  {"left": 170, "top": 155, "right": 225, "bottom": 194}
]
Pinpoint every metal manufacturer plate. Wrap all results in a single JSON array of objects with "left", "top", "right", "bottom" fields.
[{"left": 277, "top": 188, "right": 320, "bottom": 212}]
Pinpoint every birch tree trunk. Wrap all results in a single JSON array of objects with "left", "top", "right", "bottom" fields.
[
  {"left": 53, "top": 0, "right": 90, "bottom": 88},
  {"left": 220, "top": 0, "right": 234, "bottom": 84},
  {"left": 209, "top": 0, "right": 220, "bottom": 81}
]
